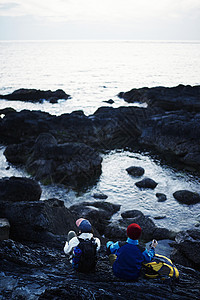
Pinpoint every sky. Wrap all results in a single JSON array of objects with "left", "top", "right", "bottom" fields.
[{"left": 0, "top": 0, "right": 200, "bottom": 40}]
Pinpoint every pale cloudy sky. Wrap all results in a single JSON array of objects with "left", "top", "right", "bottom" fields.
[{"left": 0, "top": 0, "right": 200, "bottom": 40}]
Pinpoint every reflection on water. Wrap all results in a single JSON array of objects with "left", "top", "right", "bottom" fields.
[{"left": 1, "top": 146, "right": 199, "bottom": 231}]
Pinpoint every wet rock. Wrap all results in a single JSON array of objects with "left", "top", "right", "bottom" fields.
[
  {"left": 171, "top": 229, "right": 200, "bottom": 270},
  {"left": 0, "top": 218, "right": 10, "bottom": 240},
  {"left": 156, "top": 193, "right": 167, "bottom": 202},
  {"left": 103, "top": 99, "right": 114, "bottom": 104},
  {"left": 1, "top": 85, "right": 200, "bottom": 172},
  {"left": 0, "top": 88, "right": 70, "bottom": 103},
  {"left": 0, "top": 176, "right": 42, "bottom": 202},
  {"left": 106, "top": 210, "right": 176, "bottom": 242},
  {"left": 92, "top": 192, "right": 108, "bottom": 199},
  {"left": 153, "top": 215, "right": 166, "bottom": 220},
  {"left": 119, "top": 84, "right": 200, "bottom": 112},
  {"left": 173, "top": 190, "right": 200, "bottom": 204},
  {"left": 135, "top": 178, "right": 158, "bottom": 189},
  {"left": 0, "top": 241, "right": 200, "bottom": 299},
  {"left": 126, "top": 166, "right": 145, "bottom": 177},
  {"left": 70, "top": 201, "right": 120, "bottom": 235},
  {"left": 5, "top": 133, "right": 103, "bottom": 189},
  {"left": 0, "top": 198, "right": 76, "bottom": 245},
  {"left": 0, "top": 107, "right": 16, "bottom": 116}
]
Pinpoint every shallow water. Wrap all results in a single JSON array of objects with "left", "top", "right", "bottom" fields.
[
  {"left": 0, "top": 40, "right": 200, "bottom": 233},
  {"left": 1, "top": 145, "right": 199, "bottom": 232}
]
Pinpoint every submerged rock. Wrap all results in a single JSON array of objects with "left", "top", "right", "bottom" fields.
[
  {"left": 0, "top": 88, "right": 70, "bottom": 103},
  {"left": 135, "top": 178, "right": 158, "bottom": 189},
  {"left": 173, "top": 190, "right": 200, "bottom": 204},
  {"left": 156, "top": 193, "right": 167, "bottom": 202},
  {"left": 92, "top": 192, "right": 108, "bottom": 199}
]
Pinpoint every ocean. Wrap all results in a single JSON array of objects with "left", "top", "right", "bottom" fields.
[{"left": 0, "top": 40, "right": 200, "bottom": 231}]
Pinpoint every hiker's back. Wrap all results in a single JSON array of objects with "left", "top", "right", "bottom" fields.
[
  {"left": 113, "top": 243, "right": 144, "bottom": 280},
  {"left": 73, "top": 237, "right": 97, "bottom": 273}
]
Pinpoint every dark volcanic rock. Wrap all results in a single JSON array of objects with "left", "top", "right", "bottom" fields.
[
  {"left": 0, "top": 88, "right": 70, "bottom": 103},
  {"left": 119, "top": 84, "right": 200, "bottom": 112},
  {"left": 1, "top": 85, "right": 200, "bottom": 172},
  {"left": 0, "top": 240, "right": 200, "bottom": 300},
  {"left": 103, "top": 99, "right": 114, "bottom": 104},
  {"left": 0, "top": 198, "right": 75, "bottom": 244},
  {"left": 173, "top": 190, "right": 200, "bottom": 204},
  {"left": 126, "top": 166, "right": 145, "bottom": 177},
  {"left": 0, "top": 176, "right": 42, "bottom": 202},
  {"left": 92, "top": 192, "right": 108, "bottom": 199},
  {"left": 0, "top": 218, "right": 10, "bottom": 240},
  {"left": 171, "top": 229, "right": 200, "bottom": 270},
  {"left": 70, "top": 201, "right": 120, "bottom": 235},
  {"left": 106, "top": 210, "right": 176, "bottom": 242},
  {"left": 135, "top": 177, "right": 158, "bottom": 189},
  {"left": 5, "top": 133, "right": 102, "bottom": 189},
  {"left": 156, "top": 193, "right": 167, "bottom": 202}
]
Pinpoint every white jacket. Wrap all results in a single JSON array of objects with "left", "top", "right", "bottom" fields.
[{"left": 64, "top": 232, "right": 101, "bottom": 256}]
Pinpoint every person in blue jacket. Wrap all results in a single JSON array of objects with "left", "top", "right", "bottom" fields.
[{"left": 106, "top": 223, "right": 158, "bottom": 281}]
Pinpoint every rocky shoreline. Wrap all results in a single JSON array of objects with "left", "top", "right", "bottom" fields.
[
  {"left": 0, "top": 84, "right": 200, "bottom": 299},
  {"left": 0, "top": 176, "right": 200, "bottom": 299}
]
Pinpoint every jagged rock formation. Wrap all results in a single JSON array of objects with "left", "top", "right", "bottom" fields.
[{"left": 0, "top": 88, "right": 70, "bottom": 103}]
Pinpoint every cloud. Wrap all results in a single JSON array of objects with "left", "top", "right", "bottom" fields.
[
  {"left": 0, "top": 0, "right": 200, "bottom": 22},
  {"left": 0, "top": 0, "right": 200, "bottom": 39}
]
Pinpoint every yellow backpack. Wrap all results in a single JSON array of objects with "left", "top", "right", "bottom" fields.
[{"left": 143, "top": 254, "right": 179, "bottom": 280}]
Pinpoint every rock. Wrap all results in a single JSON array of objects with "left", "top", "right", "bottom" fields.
[
  {"left": 5, "top": 133, "right": 103, "bottom": 190},
  {"left": 0, "top": 218, "right": 10, "bottom": 240},
  {"left": 0, "top": 176, "right": 42, "bottom": 202},
  {"left": 1, "top": 240, "right": 200, "bottom": 300},
  {"left": 0, "top": 198, "right": 76, "bottom": 245},
  {"left": 119, "top": 84, "right": 200, "bottom": 112},
  {"left": 92, "top": 192, "right": 108, "bottom": 199},
  {"left": 126, "top": 166, "right": 145, "bottom": 177},
  {"left": 156, "top": 193, "right": 167, "bottom": 202},
  {"left": 135, "top": 178, "right": 158, "bottom": 189},
  {"left": 1, "top": 85, "right": 200, "bottom": 172},
  {"left": 171, "top": 229, "right": 200, "bottom": 270},
  {"left": 0, "top": 88, "right": 70, "bottom": 103},
  {"left": 0, "top": 107, "right": 16, "bottom": 116},
  {"left": 173, "top": 190, "right": 200, "bottom": 204},
  {"left": 121, "top": 210, "right": 144, "bottom": 219},
  {"left": 103, "top": 99, "right": 114, "bottom": 104},
  {"left": 27, "top": 134, "right": 102, "bottom": 188},
  {"left": 105, "top": 210, "right": 176, "bottom": 242},
  {"left": 153, "top": 215, "right": 166, "bottom": 220},
  {"left": 70, "top": 201, "right": 120, "bottom": 235}
]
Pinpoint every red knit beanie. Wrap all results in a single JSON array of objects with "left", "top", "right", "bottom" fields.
[{"left": 127, "top": 223, "right": 142, "bottom": 240}]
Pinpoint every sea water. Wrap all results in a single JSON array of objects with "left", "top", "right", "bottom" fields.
[{"left": 0, "top": 40, "right": 200, "bottom": 231}]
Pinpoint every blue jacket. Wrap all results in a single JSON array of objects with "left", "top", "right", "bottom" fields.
[{"left": 107, "top": 238, "right": 155, "bottom": 281}]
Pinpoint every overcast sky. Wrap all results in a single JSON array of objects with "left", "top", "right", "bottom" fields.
[{"left": 0, "top": 0, "right": 200, "bottom": 40}]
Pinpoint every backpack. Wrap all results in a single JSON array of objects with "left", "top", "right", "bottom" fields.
[
  {"left": 143, "top": 254, "right": 179, "bottom": 281},
  {"left": 73, "top": 237, "right": 97, "bottom": 273}
]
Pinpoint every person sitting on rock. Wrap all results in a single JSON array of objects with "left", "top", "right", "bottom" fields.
[
  {"left": 106, "top": 223, "right": 157, "bottom": 281},
  {"left": 64, "top": 218, "right": 101, "bottom": 273}
]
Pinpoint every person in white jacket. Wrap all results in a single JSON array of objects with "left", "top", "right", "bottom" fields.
[{"left": 64, "top": 218, "right": 101, "bottom": 272}]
